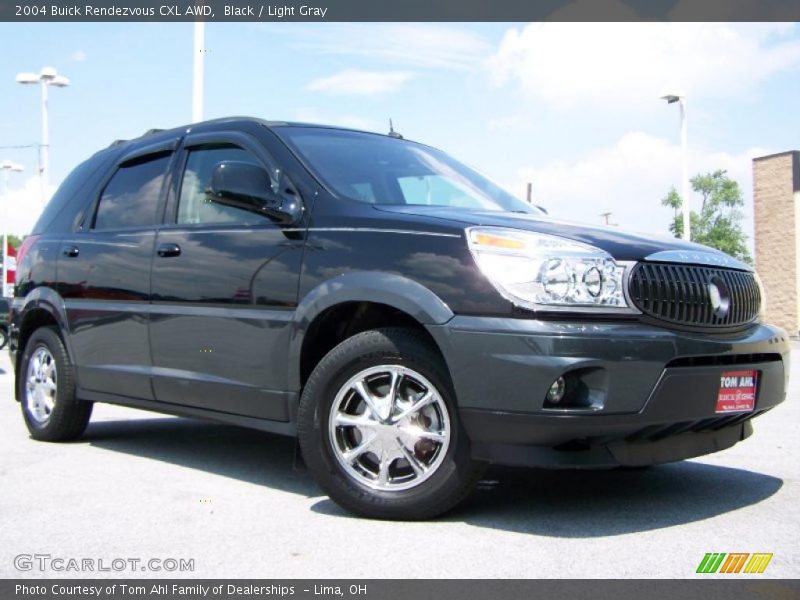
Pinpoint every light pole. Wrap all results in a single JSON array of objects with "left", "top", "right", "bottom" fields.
[
  {"left": 1, "top": 161, "right": 24, "bottom": 298},
  {"left": 661, "top": 93, "right": 690, "bottom": 241},
  {"left": 193, "top": 22, "right": 205, "bottom": 122},
  {"left": 15, "top": 67, "right": 70, "bottom": 204}
]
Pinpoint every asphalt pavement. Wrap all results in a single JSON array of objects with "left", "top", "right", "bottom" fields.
[{"left": 0, "top": 344, "right": 797, "bottom": 578}]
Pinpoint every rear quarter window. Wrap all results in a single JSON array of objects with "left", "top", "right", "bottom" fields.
[{"left": 31, "top": 151, "right": 120, "bottom": 235}]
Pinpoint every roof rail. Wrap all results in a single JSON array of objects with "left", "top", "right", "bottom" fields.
[{"left": 107, "top": 127, "right": 165, "bottom": 149}]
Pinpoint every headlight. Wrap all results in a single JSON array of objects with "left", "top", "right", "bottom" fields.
[{"left": 467, "top": 226, "right": 635, "bottom": 312}]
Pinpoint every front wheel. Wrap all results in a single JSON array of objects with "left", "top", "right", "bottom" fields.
[
  {"left": 0, "top": 326, "right": 7, "bottom": 350},
  {"left": 298, "top": 327, "right": 485, "bottom": 520}
]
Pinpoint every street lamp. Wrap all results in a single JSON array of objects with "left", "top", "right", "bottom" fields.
[
  {"left": 661, "top": 92, "right": 690, "bottom": 241},
  {"left": 16, "top": 66, "right": 70, "bottom": 203},
  {"left": 1, "top": 161, "right": 24, "bottom": 298}
]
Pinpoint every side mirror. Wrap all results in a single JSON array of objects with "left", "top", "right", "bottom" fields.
[{"left": 207, "top": 161, "right": 303, "bottom": 225}]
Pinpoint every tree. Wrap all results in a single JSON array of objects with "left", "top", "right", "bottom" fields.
[
  {"left": 661, "top": 169, "right": 751, "bottom": 263},
  {"left": 7, "top": 235, "right": 24, "bottom": 251}
]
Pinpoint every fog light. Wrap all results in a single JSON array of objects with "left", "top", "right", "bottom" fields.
[{"left": 546, "top": 376, "right": 566, "bottom": 404}]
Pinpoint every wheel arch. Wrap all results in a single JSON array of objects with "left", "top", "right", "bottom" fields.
[
  {"left": 13, "top": 288, "right": 74, "bottom": 401},
  {"left": 289, "top": 272, "right": 454, "bottom": 395}
]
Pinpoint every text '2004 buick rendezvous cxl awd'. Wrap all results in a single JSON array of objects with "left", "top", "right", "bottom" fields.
[{"left": 6, "top": 118, "right": 790, "bottom": 519}]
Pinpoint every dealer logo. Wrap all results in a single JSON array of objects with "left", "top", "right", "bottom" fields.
[
  {"left": 708, "top": 277, "right": 731, "bottom": 319},
  {"left": 696, "top": 552, "right": 773, "bottom": 574}
]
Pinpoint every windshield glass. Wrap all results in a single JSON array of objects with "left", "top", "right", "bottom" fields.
[{"left": 276, "top": 127, "right": 537, "bottom": 213}]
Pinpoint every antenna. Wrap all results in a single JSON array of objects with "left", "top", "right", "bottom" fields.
[
  {"left": 388, "top": 118, "right": 403, "bottom": 139},
  {"left": 599, "top": 212, "right": 618, "bottom": 226}
]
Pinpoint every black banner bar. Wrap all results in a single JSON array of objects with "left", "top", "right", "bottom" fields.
[
  {"left": 3, "top": 580, "right": 800, "bottom": 600},
  {"left": 3, "top": 0, "right": 800, "bottom": 22}
]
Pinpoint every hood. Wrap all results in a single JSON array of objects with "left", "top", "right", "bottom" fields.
[{"left": 374, "top": 206, "right": 751, "bottom": 270}]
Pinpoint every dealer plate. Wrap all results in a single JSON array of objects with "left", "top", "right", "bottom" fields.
[{"left": 716, "top": 370, "right": 758, "bottom": 413}]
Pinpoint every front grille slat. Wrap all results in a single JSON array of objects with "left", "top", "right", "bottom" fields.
[{"left": 629, "top": 262, "right": 759, "bottom": 329}]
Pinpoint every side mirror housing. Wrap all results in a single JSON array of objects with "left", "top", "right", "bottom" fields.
[{"left": 207, "top": 161, "right": 303, "bottom": 225}]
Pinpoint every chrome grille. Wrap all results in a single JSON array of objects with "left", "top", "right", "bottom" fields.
[{"left": 628, "top": 262, "right": 760, "bottom": 328}]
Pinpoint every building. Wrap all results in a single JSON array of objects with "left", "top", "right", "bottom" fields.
[{"left": 753, "top": 150, "right": 800, "bottom": 338}]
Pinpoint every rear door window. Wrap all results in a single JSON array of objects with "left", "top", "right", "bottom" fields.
[{"left": 93, "top": 153, "right": 171, "bottom": 230}]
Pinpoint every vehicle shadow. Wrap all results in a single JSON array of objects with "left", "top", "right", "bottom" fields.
[
  {"left": 84, "top": 417, "right": 783, "bottom": 536},
  {"left": 312, "top": 462, "right": 784, "bottom": 536},
  {"left": 84, "top": 417, "right": 319, "bottom": 498}
]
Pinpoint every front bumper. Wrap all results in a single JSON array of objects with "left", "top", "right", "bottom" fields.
[{"left": 428, "top": 317, "right": 790, "bottom": 468}]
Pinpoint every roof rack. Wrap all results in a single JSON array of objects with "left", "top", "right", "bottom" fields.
[{"left": 108, "top": 127, "right": 166, "bottom": 148}]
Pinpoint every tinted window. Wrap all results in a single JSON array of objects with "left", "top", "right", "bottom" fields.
[
  {"left": 93, "top": 153, "right": 170, "bottom": 230},
  {"left": 177, "top": 146, "right": 267, "bottom": 226},
  {"left": 276, "top": 127, "right": 537, "bottom": 213},
  {"left": 32, "top": 152, "right": 118, "bottom": 235}
]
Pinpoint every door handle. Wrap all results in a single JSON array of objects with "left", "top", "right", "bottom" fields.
[
  {"left": 62, "top": 246, "right": 79, "bottom": 258},
  {"left": 157, "top": 243, "right": 181, "bottom": 258}
]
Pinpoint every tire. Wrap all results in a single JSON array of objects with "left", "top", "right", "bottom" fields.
[
  {"left": 0, "top": 327, "right": 7, "bottom": 351},
  {"left": 298, "top": 327, "right": 485, "bottom": 520},
  {"left": 19, "top": 326, "right": 92, "bottom": 442}
]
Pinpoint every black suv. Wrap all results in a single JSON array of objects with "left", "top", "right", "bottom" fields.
[{"left": 7, "top": 118, "right": 790, "bottom": 519}]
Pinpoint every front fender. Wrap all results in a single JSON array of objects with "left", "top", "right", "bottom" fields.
[{"left": 287, "top": 271, "right": 454, "bottom": 391}]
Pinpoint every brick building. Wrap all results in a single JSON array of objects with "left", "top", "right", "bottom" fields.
[{"left": 753, "top": 150, "right": 800, "bottom": 338}]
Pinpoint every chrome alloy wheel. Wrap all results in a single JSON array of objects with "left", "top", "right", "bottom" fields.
[
  {"left": 328, "top": 365, "right": 451, "bottom": 491},
  {"left": 25, "top": 346, "right": 58, "bottom": 424}
]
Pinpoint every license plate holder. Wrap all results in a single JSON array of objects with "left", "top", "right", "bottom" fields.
[{"left": 716, "top": 370, "right": 758, "bottom": 413}]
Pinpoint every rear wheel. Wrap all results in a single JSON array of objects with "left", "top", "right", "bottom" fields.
[
  {"left": 19, "top": 327, "right": 92, "bottom": 441},
  {"left": 0, "top": 327, "right": 7, "bottom": 350},
  {"left": 298, "top": 327, "right": 485, "bottom": 520}
]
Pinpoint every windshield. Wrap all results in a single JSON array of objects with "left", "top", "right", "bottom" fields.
[{"left": 275, "top": 127, "right": 537, "bottom": 213}]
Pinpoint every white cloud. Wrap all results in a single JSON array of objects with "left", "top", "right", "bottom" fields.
[
  {"left": 511, "top": 132, "right": 770, "bottom": 252},
  {"left": 307, "top": 69, "right": 414, "bottom": 95},
  {"left": 487, "top": 115, "right": 531, "bottom": 132},
  {"left": 70, "top": 49, "right": 87, "bottom": 62},
  {"left": 488, "top": 23, "right": 800, "bottom": 110},
  {"left": 290, "top": 106, "right": 384, "bottom": 133},
  {"left": 3, "top": 175, "right": 53, "bottom": 237},
  {"left": 286, "top": 24, "right": 491, "bottom": 71}
]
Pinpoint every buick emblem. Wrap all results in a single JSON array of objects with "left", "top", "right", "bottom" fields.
[{"left": 708, "top": 277, "right": 731, "bottom": 319}]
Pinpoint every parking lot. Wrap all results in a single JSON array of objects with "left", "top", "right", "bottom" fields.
[{"left": 0, "top": 345, "right": 797, "bottom": 579}]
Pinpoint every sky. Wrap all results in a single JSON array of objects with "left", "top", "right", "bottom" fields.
[{"left": 1, "top": 21, "right": 799, "bottom": 253}]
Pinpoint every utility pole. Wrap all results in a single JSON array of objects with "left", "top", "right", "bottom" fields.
[{"left": 193, "top": 21, "right": 205, "bottom": 122}]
